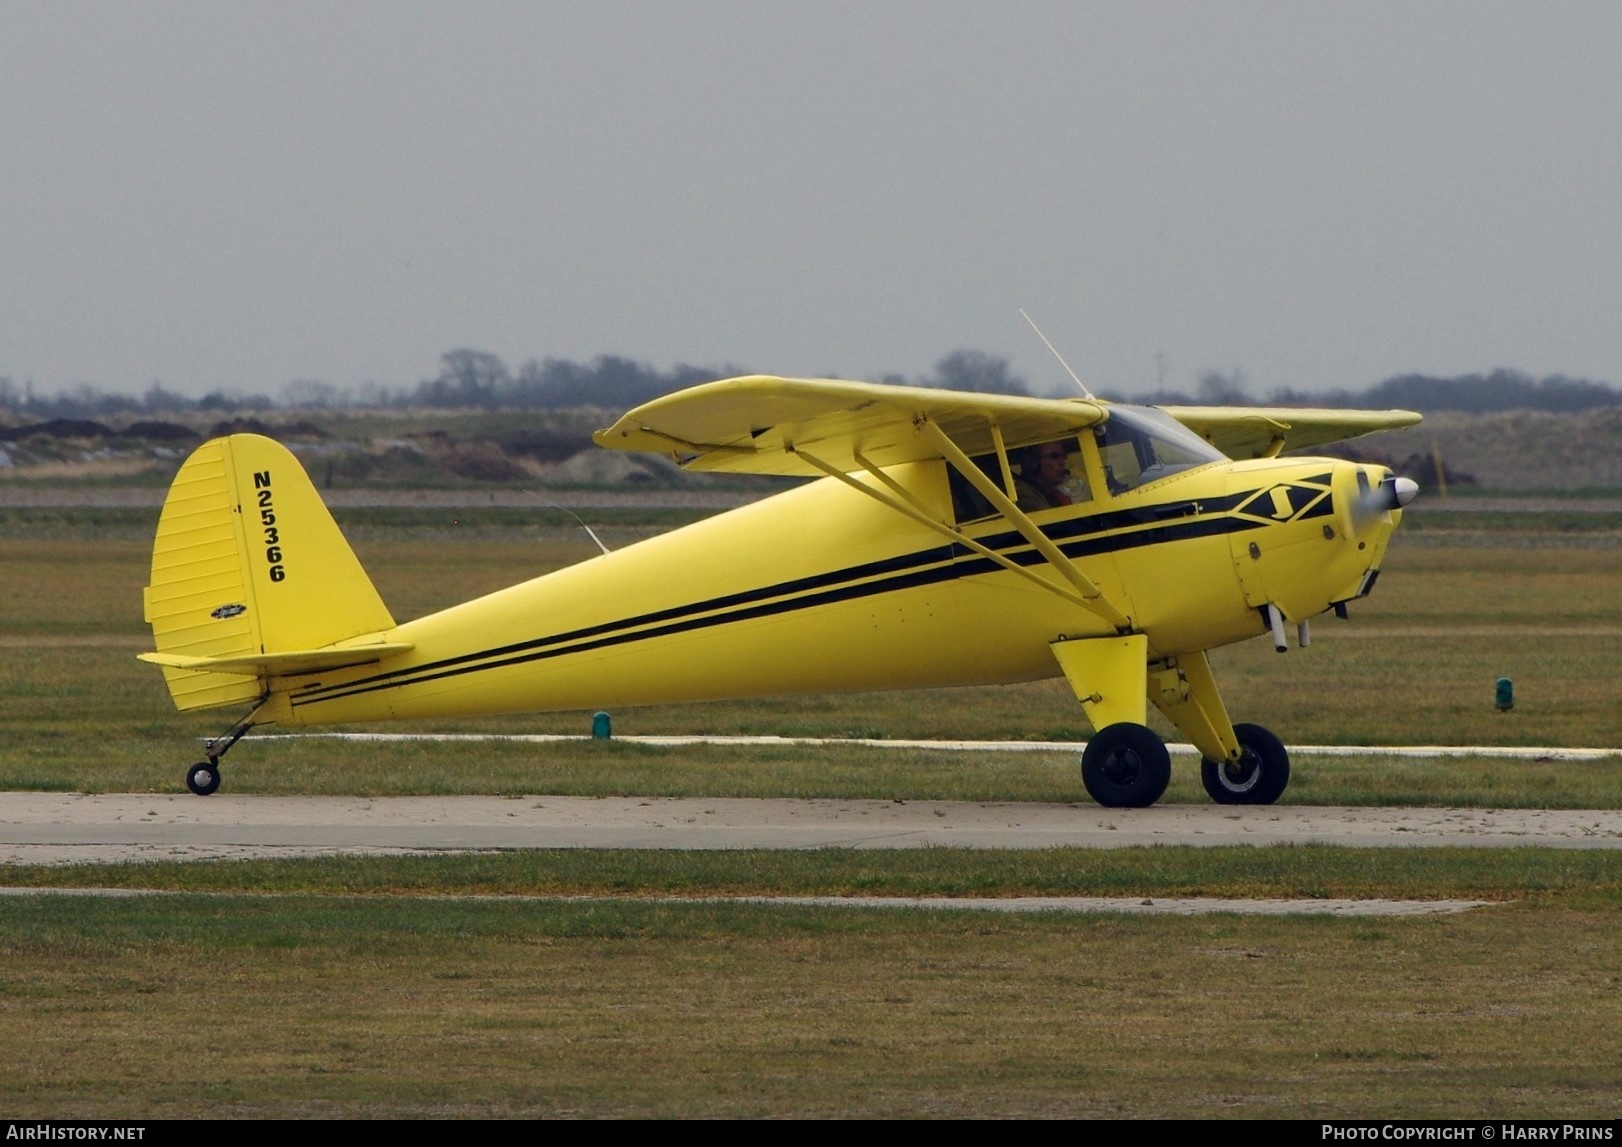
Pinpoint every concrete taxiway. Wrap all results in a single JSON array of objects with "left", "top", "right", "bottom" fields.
[
  {"left": 1, "top": 793, "right": 1617, "bottom": 865},
  {"left": 0, "top": 885, "right": 1495, "bottom": 917}
]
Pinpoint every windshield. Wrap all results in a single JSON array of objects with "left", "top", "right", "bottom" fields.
[{"left": 1094, "top": 405, "right": 1227, "bottom": 493}]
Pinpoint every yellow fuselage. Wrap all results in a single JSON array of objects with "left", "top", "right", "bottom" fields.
[{"left": 259, "top": 455, "right": 1396, "bottom": 728}]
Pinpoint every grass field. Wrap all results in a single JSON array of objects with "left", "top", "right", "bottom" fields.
[
  {"left": 3, "top": 851, "right": 1620, "bottom": 1119},
  {"left": 1, "top": 500, "right": 1618, "bottom": 1117},
  {"left": 2, "top": 890, "right": 1617, "bottom": 1118}
]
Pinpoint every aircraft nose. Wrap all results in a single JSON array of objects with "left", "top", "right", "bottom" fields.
[{"left": 1333, "top": 463, "right": 1414, "bottom": 542}]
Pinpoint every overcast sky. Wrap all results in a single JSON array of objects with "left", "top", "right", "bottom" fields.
[{"left": 3, "top": 1, "right": 1619, "bottom": 400}]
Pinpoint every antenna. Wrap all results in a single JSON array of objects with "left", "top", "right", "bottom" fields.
[
  {"left": 1020, "top": 308, "right": 1094, "bottom": 399},
  {"left": 524, "top": 491, "right": 611, "bottom": 555}
]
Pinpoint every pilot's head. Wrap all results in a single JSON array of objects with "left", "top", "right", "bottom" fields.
[{"left": 1019, "top": 442, "right": 1069, "bottom": 487}]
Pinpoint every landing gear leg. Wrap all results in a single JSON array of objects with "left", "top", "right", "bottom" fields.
[
  {"left": 1051, "top": 634, "right": 1172, "bottom": 809},
  {"left": 184, "top": 703, "right": 262, "bottom": 797},
  {"left": 1151, "top": 652, "right": 1292, "bottom": 806}
]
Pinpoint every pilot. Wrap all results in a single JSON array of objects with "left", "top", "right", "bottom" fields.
[{"left": 1014, "top": 442, "right": 1079, "bottom": 510}]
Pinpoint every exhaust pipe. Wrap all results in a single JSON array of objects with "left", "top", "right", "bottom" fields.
[{"left": 1264, "top": 603, "right": 1288, "bottom": 653}]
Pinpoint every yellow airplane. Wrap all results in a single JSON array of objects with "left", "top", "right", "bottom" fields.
[{"left": 140, "top": 375, "right": 1420, "bottom": 806}]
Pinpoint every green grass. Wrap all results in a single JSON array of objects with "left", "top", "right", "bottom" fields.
[
  {"left": 1401, "top": 507, "right": 1622, "bottom": 535},
  {"left": 2, "top": 822, "right": 1618, "bottom": 1119},
  {"left": 3, "top": 845, "right": 1618, "bottom": 901},
  {"left": 0, "top": 887, "right": 1617, "bottom": 1117}
]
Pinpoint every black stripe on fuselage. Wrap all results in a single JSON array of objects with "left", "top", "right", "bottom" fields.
[
  {"left": 291, "top": 538, "right": 961, "bottom": 706},
  {"left": 289, "top": 488, "right": 1317, "bottom": 712}
]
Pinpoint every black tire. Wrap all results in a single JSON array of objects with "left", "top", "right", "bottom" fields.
[
  {"left": 1081, "top": 723, "right": 1172, "bottom": 808},
  {"left": 186, "top": 761, "right": 221, "bottom": 797},
  {"left": 1200, "top": 723, "right": 1290, "bottom": 805}
]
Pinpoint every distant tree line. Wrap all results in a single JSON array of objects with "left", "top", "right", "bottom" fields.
[
  {"left": 403, "top": 347, "right": 1036, "bottom": 409},
  {"left": 410, "top": 352, "right": 740, "bottom": 411},
  {"left": 0, "top": 348, "right": 1032, "bottom": 420},
  {"left": 1355, "top": 369, "right": 1617, "bottom": 413},
  {"left": 1132, "top": 367, "right": 1620, "bottom": 414},
  {"left": 0, "top": 378, "right": 275, "bottom": 420},
  {"left": 1, "top": 355, "right": 1616, "bottom": 420}
]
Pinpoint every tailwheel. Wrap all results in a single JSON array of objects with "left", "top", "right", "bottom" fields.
[
  {"left": 1081, "top": 723, "right": 1172, "bottom": 808},
  {"left": 186, "top": 761, "right": 222, "bottom": 797},
  {"left": 182, "top": 704, "right": 259, "bottom": 796},
  {"left": 1201, "top": 722, "right": 1291, "bottom": 805}
]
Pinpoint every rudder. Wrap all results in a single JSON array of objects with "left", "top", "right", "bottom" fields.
[{"left": 142, "top": 434, "right": 397, "bottom": 711}]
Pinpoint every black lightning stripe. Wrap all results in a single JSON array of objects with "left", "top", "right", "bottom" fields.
[{"left": 288, "top": 484, "right": 1331, "bottom": 712}]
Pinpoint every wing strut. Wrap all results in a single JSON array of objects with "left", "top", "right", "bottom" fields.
[
  {"left": 793, "top": 448, "right": 1097, "bottom": 611},
  {"left": 916, "top": 419, "right": 1134, "bottom": 632}
]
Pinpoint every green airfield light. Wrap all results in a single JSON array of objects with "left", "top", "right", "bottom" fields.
[{"left": 1495, "top": 678, "right": 1514, "bottom": 712}]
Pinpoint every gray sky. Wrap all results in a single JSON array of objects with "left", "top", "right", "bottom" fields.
[{"left": 4, "top": 1, "right": 1620, "bottom": 400}]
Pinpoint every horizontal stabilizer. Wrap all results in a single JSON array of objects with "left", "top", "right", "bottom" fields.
[{"left": 139, "top": 641, "right": 413, "bottom": 678}]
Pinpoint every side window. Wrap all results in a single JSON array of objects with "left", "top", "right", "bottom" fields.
[
  {"left": 1013, "top": 439, "right": 1091, "bottom": 511},
  {"left": 948, "top": 438, "right": 1093, "bottom": 524},
  {"left": 948, "top": 454, "right": 1004, "bottom": 523},
  {"left": 1095, "top": 426, "right": 1144, "bottom": 494}
]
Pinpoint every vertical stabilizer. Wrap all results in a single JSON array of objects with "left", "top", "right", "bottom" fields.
[{"left": 142, "top": 434, "right": 396, "bottom": 711}]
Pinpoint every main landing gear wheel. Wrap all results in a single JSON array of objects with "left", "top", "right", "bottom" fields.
[
  {"left": 1201, "top": 723, "right": 1291, "bottom": 805},
  {"left": 1081, "top": 723, "right": 1172, "bottom": 808},
  {"left": 186, "top": 761, "right": 221, "bottom": 797}
]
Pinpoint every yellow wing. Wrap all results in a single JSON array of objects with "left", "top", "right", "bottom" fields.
[
  {"left": 1160, "top": 405, "right": 1423, "bottom": 460},
  {"left": 593, "top": 375, "right": 1108, "bottom": 476}
]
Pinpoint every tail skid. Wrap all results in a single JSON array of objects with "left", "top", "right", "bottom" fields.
[{"left": 140, "top": 434, "right": 406, "bottom": 712}]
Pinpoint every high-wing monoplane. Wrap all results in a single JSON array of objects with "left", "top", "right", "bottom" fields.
[{"left": 141, "top": 376, "right": 1419, "bottom": 806}]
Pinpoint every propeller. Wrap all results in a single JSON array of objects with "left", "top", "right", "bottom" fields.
[{"left": 1335, "top": 465, "right": 1418, "bottom": 541}]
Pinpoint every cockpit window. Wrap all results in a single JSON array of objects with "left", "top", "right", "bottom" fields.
[
  {"left": 947, "top": 453, "right": 1004, "bottom": 523},
  {"left": 947, "top": 437, "right": 1091, "bottom": 524},
  {"left": 1094, "top": 406, "right": 1227, "bottom": 494}
]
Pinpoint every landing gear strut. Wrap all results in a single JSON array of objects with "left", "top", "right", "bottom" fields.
[{"left": 184, "top": 706, "right": 260, "bottom": 797}]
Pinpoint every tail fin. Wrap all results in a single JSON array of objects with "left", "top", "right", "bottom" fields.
[{"left": 141, "top": 434, "right": 405, "bottom": 711}]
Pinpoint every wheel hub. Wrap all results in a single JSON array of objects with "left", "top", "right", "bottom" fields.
[
  {"left": 1102, "top": 749, "right": 1144, "bottom": 785},
  {"left": 1220, "top": 749, "right": 1262, "bottom": 792}
]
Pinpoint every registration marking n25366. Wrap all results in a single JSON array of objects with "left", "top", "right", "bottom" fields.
[{"left": 252, "top": 471, "right": 286, "bottom": 582}]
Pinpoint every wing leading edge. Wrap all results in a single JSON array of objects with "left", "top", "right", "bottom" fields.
[
  {"left": 593, "top": 376, "right": 1421, "bottom": 473},
  {"left": 1160, "top": 405, "right": 1423, "bottom": 460},
  {"left": 593, "top": 375, "right": 1109, "bottom": 477}
]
